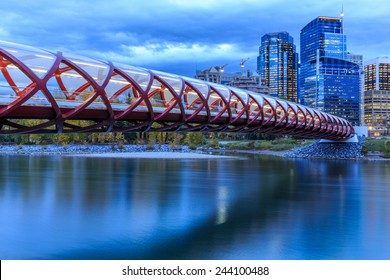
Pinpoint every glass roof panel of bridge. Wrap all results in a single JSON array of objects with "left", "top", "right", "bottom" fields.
[
  {"left": 211, "top": 84, "right": 231, "bottom": 100},
  {"left": 0, "top": 40, "right": 56, "bottom": 79},
  {"left": 306, "top": 107, "right": 315, "bottom": 117},
  {"left": 153, "top": 70, "right": 183, "bottom": 95},
  {"left": 275, "top": 99, "right": 288, "bottom": 111},
  {"left": 183, "top": 77, "right": 209, "bottom": 98},
  {"left": 115, "top": 64, "right": 151, "bottom": 91},
  {"left": 0, "top": 64, "right": 32, "bottom": 94},
  {"left": 288, "top": 103, "right": 298, "bottom": 113},
  {"left": 246, "top": 92, "right": 264, "bottom": 107},
  {"left": 319, "top": 111, "right": 328, "bottom": 121},
  {"left": 264, "top": 96, "right": 276, "bottom": 107},
  {"left": 63, "top": 54, "right": 110, "bottom": 86},
  {"left": 228, "top": 87, "right": 249, "bottom": 103},
  {"left": 296, "top": 104, "right": 307, "bottom": 114}
]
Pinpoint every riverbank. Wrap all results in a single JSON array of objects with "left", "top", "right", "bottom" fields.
[
  {"left": 1, "top": 143, "right": 388, "bottom": 160},
  {"left": 0, "top": 144, "right": 237, "bottom": 159},
  {"left": 220, "top": 148, "right": 390, "bottom": 161}
]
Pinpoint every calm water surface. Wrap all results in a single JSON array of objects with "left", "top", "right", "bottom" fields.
[{"left": 0, "top": 153, "right": 389, "bottom": 259}]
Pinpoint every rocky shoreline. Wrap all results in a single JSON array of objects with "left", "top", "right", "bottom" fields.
[
  {"left": 222, "top": 137, "right": 389, "bottom": 161},
  {"left": 284, "top": 137, "right": 366, "bottom": 160},
  {"left": 0, "top": 140, "right": 387, "bottom": 160},
  {"left": 0, "top": 143, "right": 190, "bottom": 155}
]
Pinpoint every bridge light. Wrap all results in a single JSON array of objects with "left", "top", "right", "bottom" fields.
[
  {"left": 35, "top": 54, "right": 55, "bottom": 60},
  {"left": 3, "top": 48, "right": 17, "bottom": 53}
]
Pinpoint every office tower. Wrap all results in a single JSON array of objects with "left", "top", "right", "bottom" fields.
[
  {"left": 364, "top": 57, "right": 390, "bottom": 136},
  {"left": 257, "top": 32, "right": 298, "bottom": 102},
  {"left": 347, "top": 53, "right": 364, "bottom": 124},
  {"left": 300, "top": 16, "right": 360, "bottom": 125}
]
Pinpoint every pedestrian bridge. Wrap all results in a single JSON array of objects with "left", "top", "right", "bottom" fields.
[{"left": 0, "top": 41, "right": 354, "bottom": 140}]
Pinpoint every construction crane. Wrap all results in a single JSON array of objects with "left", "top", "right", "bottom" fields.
[
  {"left": 215, "top": 64, "right": 228, "bottom": 73},
  {"left": 240, "top": 58, "right": 250, "bottom": 75}
]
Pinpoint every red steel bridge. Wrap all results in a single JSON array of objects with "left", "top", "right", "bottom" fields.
[{"left": 0, "top": 41, "right": 354, "bottom": 140}]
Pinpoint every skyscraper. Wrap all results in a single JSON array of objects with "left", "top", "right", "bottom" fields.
[
  {"left": 364, "top": 57, "right": 390, "bottom": 136},
  {"left": 299, "top": 16, "right": 360, "bottom": 125},
  {"left": 347, "top": 53, "right": 364, "bottom": 124},
  {"left": 257, "top": 32, "right": 298, "bottom": 102}
]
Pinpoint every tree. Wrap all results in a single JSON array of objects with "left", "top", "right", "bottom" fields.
[
  {"left": 384, "top": 140, "right": 390, "bottom": 157},
  {"left": 168, "top": 132, "right": 183, "bottom": 149},
  {"left": 184, "top": 132, "right": 205, "bottom": 149}
]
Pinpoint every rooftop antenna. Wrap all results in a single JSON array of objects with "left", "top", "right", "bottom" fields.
[{"left": 340, "top": 4, "right": 345, "bottom": 59}]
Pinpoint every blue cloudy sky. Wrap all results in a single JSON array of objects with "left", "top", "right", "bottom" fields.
[{"left": 0, "top": 0, "right": 389, "bottom": 76}]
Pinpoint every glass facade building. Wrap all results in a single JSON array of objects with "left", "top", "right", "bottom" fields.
[
  {"left": 364, "top": 58, "right": 390, "bottom": 136},
  {"left": 257, "top": 32, "right": 298, "bottom": 102},
  {"left": 365, "top": 58, "right": 390, "bottom": 91},
  {"left": 347, "top": 53, "right": 364, "bottom": 125},
  {"left": 300, "top": 16, "right": 360, "bottom": 125}
]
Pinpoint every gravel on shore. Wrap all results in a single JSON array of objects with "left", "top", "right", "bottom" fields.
[
  {"left": 0, "top": 144, "right": 237, "bottom": 159},
  {"left": 1, "top": 141, "right": 387, "bottom": 160},
  {"left": 283, "top": 136, "right": 373, "bottom": 160}
]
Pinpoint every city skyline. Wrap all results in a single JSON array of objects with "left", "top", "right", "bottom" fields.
[{"left": 0, "top": 0, "right": 389, "bottom": 77}]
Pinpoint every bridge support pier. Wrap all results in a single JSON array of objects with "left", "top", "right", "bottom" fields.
[
  {"left": 319, "top": 126, "right": 368, "bottom": 144},
  {"left": 285, "top": 126, "right": 367, "bottom": 159},
  {"left": 319, "top": 134, "right": 359, "bottom": 144}
]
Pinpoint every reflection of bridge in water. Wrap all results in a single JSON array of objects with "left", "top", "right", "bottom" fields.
[{"left": 0, "top": 41, "right": 353, "bottom": 140}]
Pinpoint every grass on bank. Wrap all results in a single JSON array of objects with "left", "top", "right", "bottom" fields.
[
  {"left": 222, "top": 137, "right": 390, "bottom": 154},
  {"left": 222, "top": 138, "right": 315, "bottom": 151}
]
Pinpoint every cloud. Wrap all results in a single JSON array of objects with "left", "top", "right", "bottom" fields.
[
  {"left": 1, "top": 0, "right": 390, "bottom": 76},
  {"left": 80, "top": 42, "right": 255, "bottom": 76},
  {"left": 0, "top": 27, "right": 9, "bottom": 37},
  {"left": 119, "top": 43, "right": 237, "bottom": 64}
]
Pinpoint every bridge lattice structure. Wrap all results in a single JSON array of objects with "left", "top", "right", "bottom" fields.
[{"left": 0, "top": 41, "right": 354, "bottom": 140}]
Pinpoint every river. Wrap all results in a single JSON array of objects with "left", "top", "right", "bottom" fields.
[{"left": 0, "top": 153, "right": 389, "bottom": 259}]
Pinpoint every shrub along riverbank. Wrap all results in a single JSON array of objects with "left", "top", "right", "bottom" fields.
[
  {"left": 0, "top": 130, "right": 389, "bottom": 156},
  {"left": 222, "top": 137, "right": 390, "bottom": 155},
  {"left": 221, "top": 138, "right": 315, "bottom": 151},
  {"left": 361, "top": 138, "right": 390, "bottom": 157}
]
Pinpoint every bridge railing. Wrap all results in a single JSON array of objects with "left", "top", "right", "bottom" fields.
[{"left": 0, "top": 40, "right": 354, "bottom": 140}]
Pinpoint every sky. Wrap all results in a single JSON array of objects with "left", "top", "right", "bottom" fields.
[{"left": 1, "top": 0, "right": 389, "bottom": 77}]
